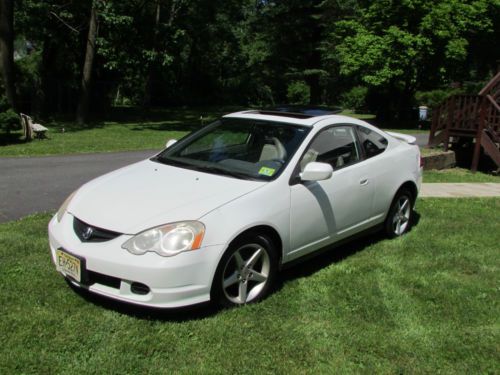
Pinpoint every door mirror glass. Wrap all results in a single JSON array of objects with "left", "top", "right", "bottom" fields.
[
  {"left": 300, "top": 162, "right": 333, "bottom": 181},
  {"left": 165, "top": 139, "right": 177, "bottom": 148}
]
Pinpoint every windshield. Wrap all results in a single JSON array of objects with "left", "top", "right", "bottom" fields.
[{"left": 153, "top": 118, "right": 310, "bottom": 180}]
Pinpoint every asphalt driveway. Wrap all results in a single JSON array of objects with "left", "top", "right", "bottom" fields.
[
  {"left": 0, "top": 150, "right": 158, "bottom": 223},
  {"left": 0, "top": 132, "right": 432, "bottom": 223},
  {"left": 412, "top": 133, "right": 429, "bottom": 147}
]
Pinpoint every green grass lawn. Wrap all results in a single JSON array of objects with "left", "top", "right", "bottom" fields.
[
  {"left": 0, "top": 107, "right": 426, "bottom": 157},
  {"left": 1, "top": 198, "right": 498, "bottom": 373},
  {"left": 0, "top": 107, "right": 228, "bottom": 157},
  {"left": 339, "top": 109, "right": 376, "bottom": 120},
  {"left": 424, "top": 168, "right": 500, "bottom": 183},
  {"left": 420, "top": 147, "right": 446, "bottom": 157}
]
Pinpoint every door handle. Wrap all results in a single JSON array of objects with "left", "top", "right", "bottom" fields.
[{"left": 360, "top": 179, "right": 369, "bottom": 186}]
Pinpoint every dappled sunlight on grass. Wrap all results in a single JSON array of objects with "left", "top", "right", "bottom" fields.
[
  {"left": 0, "top": 106, "right": 229, "bottom": 156},
  {"left": 0, "top": 106, "right": 431, "bottom": 157},
  {"left": 0, "top": 199, "right": 498, "bottom": 372}
]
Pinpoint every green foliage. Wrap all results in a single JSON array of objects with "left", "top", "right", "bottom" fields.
[
  {"left": 0, "top": 108, "right": 21, "bottom": 133},
  {"left": 415, "top": 88, "right": 463, "bottom": 108},
  {"left": 8, "top": 0, "right": 500, "bottom": 119},
  {"left": 322, "top": 0, "right": 498, "bottom": 117},
  {"left": 341, "top": 86, "right": 368, "bottom": 111},
  {"left": 287, "top": 81, "right": 310, "bottom": 105}
]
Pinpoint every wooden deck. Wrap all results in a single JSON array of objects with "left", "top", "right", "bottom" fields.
[{"left": 428, "top": 72, "right": 500, "bottom": 171}]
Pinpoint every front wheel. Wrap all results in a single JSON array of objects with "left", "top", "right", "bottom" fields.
[
  {"left": 211, "top": 234, "right": 277, "bottom": 307},
  {"left": 385, "top": 190, "right": 413, "bottom": 238}
]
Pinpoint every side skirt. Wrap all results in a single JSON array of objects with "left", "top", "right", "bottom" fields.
[{"left": 279, "top": 223, "right": 384, "bottom": 270}]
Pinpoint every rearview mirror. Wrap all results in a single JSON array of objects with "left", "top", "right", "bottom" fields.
[
  {"left": 300, "top": 162, "right": 333, "bottom": 182},
  {"left": 165, "top": 139, "right": 177, "bottom": 148}
]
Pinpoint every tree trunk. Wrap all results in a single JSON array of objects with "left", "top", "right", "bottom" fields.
[
  {"left": 143, "top": 0, "right": 182, "bottom": 107},
  {"left": 76, "top": 2, "right": 98, "bottom": 124},
  {"left": 0, "top": 0, "right": 16, "bottom": 110},
  {"left": 143, "top": 0, "right": 161, "bottom": 108}
]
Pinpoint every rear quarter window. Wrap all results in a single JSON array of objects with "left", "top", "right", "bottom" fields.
[{"left": 357, "top": 126, "right": 388, "bottom": 158}]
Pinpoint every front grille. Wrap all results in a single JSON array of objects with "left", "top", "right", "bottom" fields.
[{"left": 73, "top": 216, "right": 121, "bottom": 243}]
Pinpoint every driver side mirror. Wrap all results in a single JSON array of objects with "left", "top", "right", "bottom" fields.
[
  {"left": 300, "top": 162, "right": 333, "bottom": 182},
  {"left": 165, "top": 139, "right": 177, "bottom": 148}
]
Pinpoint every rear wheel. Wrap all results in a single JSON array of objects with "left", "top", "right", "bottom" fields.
[
  {"left": 212, "top": 234, "right": 277, "bottom": 307},
  {"left": 385, "top": 190, "right": 413, "bottom": 238}
]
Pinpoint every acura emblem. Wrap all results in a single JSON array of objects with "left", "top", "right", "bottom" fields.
[{"left": 82, "top": 226, "right": 93, "bottom": 240}]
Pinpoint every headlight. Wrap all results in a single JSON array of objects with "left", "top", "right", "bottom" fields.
[
  {"left": 56, "top": 190, "right": 77, "bottom": 222},
  {"left": 122, "top": 221, "right": 205, "bottom": 257}
]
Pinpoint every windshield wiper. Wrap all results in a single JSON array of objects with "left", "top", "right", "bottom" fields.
[
  {"left": 198, "top": 165, "right": 254, "bottom": 180},
  {"left": 152, "top": 157, "right": 257, "bottom": 180},
  {"left": 152, "top": 156, "right": 192, "bottom": 168}
]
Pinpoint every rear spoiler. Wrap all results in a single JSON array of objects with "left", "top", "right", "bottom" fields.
[{"left": 386, "top": 131, "right": 416, "bottom": 145}]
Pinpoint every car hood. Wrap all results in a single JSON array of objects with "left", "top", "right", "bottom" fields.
[{"left": 68, "top": 159, "right": 265, "bottom": 234}]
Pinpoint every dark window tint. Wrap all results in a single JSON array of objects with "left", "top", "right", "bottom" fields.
[
  {"left": 300, "top": 126, "right": 361, "bottom": 171},
  {"left": 357, "top": 126, "right": 388, "bottom": 158},
  {"left": 154, "top": 119, "right": 310, "bottom": 181}
]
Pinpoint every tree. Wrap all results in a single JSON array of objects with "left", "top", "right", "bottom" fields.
[
  {"left": 5, "top": 0, "right": 498, "bottom": 120},
  {"left": 143, "top": 0, "right": 184, "bottom": 106},
  {"left": 239, "top": 0, "right": 325, "bottom": 104},
  {"left": 76, "top": 1, "right": 98, "bottom": 124},
  {"left": 322, "top": 0, "right": 498, "bottom": 118},
  {"left": 0, "top": 0, "right": 16, "bottom": 110}
]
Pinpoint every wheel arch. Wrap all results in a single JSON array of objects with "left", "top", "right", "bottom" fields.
[
  {"left": 227, "top": 225, "right": 283, "bottom": 264},
  {"left": 398, "top": 180, "right": 418, "bottom": 204},
  {"left": 385, "top": 180, "right": 418, "bottom": 220},
  {"left": 210, "top": 224, "right": 283, "bottom": 305}
]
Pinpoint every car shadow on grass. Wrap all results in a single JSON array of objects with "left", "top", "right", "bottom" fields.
[
  {"left": 278, "top": 210, "right": 421, "bottom": 282},
  {"left": 68, "top": 281, "right": 221, "bottom": 322},
  {"left": 70, "top": 211, "right": 421, "bottom": 321}
]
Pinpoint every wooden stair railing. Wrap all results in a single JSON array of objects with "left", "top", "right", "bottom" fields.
[
  {"left": 429, "top": 71, "right": 500, "bottom": 171},
  {"left": 480, "top": 130, "right": 500, "bottom": 167}
]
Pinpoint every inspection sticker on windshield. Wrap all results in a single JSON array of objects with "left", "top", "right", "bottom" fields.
[{"left": 258, "top": 167, "right": 276, "bottom": 176}]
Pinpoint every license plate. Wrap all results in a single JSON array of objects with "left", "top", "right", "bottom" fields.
[{"left": 56, "top": 249, "right": 82, "bottom": 282}]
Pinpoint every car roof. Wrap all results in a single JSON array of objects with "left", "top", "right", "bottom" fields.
[
  {"left": 261, "top": 106, "right": 342, "bottom": 117},
  {"left": 223, "top": 110, "right": 366, "bottom": 127}
]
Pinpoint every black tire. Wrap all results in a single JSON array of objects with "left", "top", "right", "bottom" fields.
[
  {"left": 211, "top": 233, "right": 278, "bottom": 307},
  {"left": 385, "top": 189, "right": 413, "bottom": 238}
]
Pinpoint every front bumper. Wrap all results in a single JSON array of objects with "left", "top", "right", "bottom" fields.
[{"left": 48, "top": 214, "right": 224, "bottom": 308}]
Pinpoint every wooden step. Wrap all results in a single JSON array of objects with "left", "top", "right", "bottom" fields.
[{"left": 481, "top": 131, "right": 500, "bottom": 167}]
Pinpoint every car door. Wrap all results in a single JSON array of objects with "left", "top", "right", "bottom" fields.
[
  {"left": 287, "top": 125, "right": 375, "bottom": 261},
  {"left": 355, "top": 125, "right": 393, "bottom": 219}
]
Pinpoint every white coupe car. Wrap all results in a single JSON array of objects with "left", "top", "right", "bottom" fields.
[{"left": 49, "top": 108, "right": 422, "bottom": 308}]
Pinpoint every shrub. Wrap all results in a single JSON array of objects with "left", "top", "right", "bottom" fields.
[
  {"left": 0, "top": 109, "right": 21, "bottom": 133},
  {"left": 287, "top": 81, "right": 310, "bottom": 105},
  {"left": 340, "top": 86, "right": 368, "bottom": 112},
  {"left": 253, "top": 84, "right": 275, "bottom": 107},
  {"left": 415, "top": 88, "right": 463, "bottom": 108}
]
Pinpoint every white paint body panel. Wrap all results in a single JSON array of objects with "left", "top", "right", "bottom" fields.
[
  {"left": 68, "top": 160, "right": 265, "bottom": 234},
  {"left": 48, "top": 112, "right": 422, "bottom": 308}
]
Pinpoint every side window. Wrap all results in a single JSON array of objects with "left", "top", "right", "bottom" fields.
[
  {"left": 357, "top": 126, "right": 388, "bottom": 158},
  {"left": 300, "top": 126, "right": 361, "bottom": 171}
]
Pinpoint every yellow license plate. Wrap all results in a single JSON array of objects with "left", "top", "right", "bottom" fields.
[{"left": 56, "top": 249, "right": 81, "bottom": 282}]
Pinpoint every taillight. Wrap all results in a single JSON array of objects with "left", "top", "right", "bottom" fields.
[{"left": 419, "top": 155, "right": 424, "bottom": 168}]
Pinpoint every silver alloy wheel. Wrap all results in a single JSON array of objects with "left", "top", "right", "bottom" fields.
[
  {"left": 222, "top": 243, "right": 271, "bottom": 304},
  {"left": 392, "top": 195, "right": 411, "bottom": 236}
]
